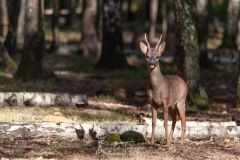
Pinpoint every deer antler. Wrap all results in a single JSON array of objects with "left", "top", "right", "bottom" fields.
[
  {"left": 155, "top": 34, "right": 162, "bottom": 50},
  {"left": 144, "top": 33, "right": 151, "bottom": 49}
]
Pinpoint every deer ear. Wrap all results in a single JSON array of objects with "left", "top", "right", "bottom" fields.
[
  {"left": 140, "top": 42, "right": 148, "bottom": 55},
  {"left": 157, "top": 42, "right": 166, "bottom": 56}
]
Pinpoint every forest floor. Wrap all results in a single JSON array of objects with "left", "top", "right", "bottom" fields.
[{"left": 0, "top": 45, "right": 240, "bottom": 159}]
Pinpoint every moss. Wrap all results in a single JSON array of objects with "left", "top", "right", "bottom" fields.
[
  {"left": 193, "top": 86, "right": 214, "bottom": 109},
  {"left": 5, "top": 56, "right": 17, "bottom": 73},
  {"left": 104, "top": 133, "right": 121, "bottom": 145},
  {"left": 120, "top": 131, "right": 145, "bottom": 143}
]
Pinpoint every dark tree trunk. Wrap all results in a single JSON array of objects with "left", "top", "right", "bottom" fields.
[
  {"left": 65, "top": 0, "right": 76, "bottom": 27},
  {"left": 126, "top": 0, "right": 133, "bottom": 22},
  {"left": 221, "top": 0, "right": 240, "bottom": 49},
  {"left": 196, "top": 0, "right": 210, "bottom": 67},
  {"left": 48, "top": 0, "right": 60, "bottom": 53},
  {"left": 96, "top": 0, "right": 128, "bottom": 69},
  {"left": 80, "top": 0, "right": 98, "bottom": 57},
  {"left": 172, "top": 0, "right": 203, "bottom": 103},
  {"left": 15, "top": 0, "right": 45, "bottom": 80},
  {"left": 236, "top": 48, "right": 240, "bottom": 108},
  {"left": 149, "top": 0, "right": 158, "bottom": 42},
  {"left": 235, "top": 12, "right": 240, "bottom": 108},
  {"left": 4, "top": 0, "right": 21, "bottom": 56}
]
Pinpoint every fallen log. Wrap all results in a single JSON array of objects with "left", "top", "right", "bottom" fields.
[
  {"left": 0, "top": 120, "right": 239, "bottom": 141},
  {"left": 0, "top": 92, "right": 87, "bottom": 107},
  {"left": 88, "top": 100, "right": 151, "bottom": 115}
]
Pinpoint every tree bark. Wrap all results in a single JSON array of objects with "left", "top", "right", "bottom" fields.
[
  {"left": 15, "top": 0, "right": 45, "bottom": 80},
  {"left": 0, "top": 121, "right": 239, "bottom": 141},
  {"left": 172, "top": 0, "right": 202, "bottom": 103},
  {"left": 48, "top": 0, "right": 60, "bottom": 53},
  {"left": 80, "top": 0, "right": 98, "bottom": 57},
  {"left": 4, "top": 0, "right": 21, "bottom": 57},
  {"left": 221, "top": 0, "right": 240, "bottom": 49},
  {"left": 96, "top": 0, "right": 128, "bottom": 69}
]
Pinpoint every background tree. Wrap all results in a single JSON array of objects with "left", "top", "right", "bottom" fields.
[
  {"left": 221, "top": 0, "right": 240, "bottom": 49},
  {"left": 96, "top": 0, "right": 128, "bottom": 69},
  {"left": 15, "top": 0, "right": 45, "bottom": 79},
  {"left": 48, "top": 0, "right": 60, "bottom": 53},
  {"left": 4, "top": 0, "right": 21, "bottom": 56},
  {"left": 195, "top": 0, "right": 210, "bottom": 66},
  {"left": 172, "top": 0, "right": 208, "bottom": 105},
  {"left": 0, "top": 0, "right": 7, "bottom": 36},
  {"left": 149, "top": 0, "right": 158, "bottom": 41},
  {"left": 79, "top": 0, "right": 98, "bottom": 57}
]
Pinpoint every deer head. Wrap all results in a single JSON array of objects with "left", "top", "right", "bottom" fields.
[{"left": 140, "top": 33, "right": 166, "bottom": 69}]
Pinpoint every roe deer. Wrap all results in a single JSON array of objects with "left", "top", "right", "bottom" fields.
[{"left": 140, "top": 33, "right": 188, "bottom": 145}]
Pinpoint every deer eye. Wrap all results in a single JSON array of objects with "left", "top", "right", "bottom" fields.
[
  {"left": 156, "top": 56, "right": 159, "bottom": 59},
  {"left": 146, "top": 56, "right": 150, "bottom": 60}
]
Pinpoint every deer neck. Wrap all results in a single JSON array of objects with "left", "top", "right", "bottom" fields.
[{"left": 149, "top": 63, "right": 164, "bottom": 89}]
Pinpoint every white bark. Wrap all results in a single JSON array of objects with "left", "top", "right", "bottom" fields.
[
  {"left": 0, "top": 92, "right": 87, "bottom": 107},
  {"left": 0, "top": 120, "right": 239, "bottom": 141}
]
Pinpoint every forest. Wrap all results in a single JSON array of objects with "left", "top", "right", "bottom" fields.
[{"left": 0, "top": 0, "right": 239, "bottom": 159}]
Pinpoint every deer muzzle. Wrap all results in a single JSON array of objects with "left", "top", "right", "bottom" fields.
[{"left": 149, "top": 62, "right": 155, "bottom": 68}]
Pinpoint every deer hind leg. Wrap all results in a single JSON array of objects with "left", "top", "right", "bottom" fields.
[
  {"left": 176, "top": 101, "right": 186, "bottom": 145},
  {"left": 163, "top": 106, "right": 169, "bottom": 145},
  {"left": 150, "top": 106, "right": 157, "bottom": 145},
  {"left": 168, "top": 107, "right": 178, "bottom": 145}
]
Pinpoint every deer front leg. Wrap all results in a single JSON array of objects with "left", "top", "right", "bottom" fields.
[
  {"left": 163, "top": 106, "right": 169, "bottom": 145},
  {"left": 150, "top": 106, "right": 157, "bottom": 145}
]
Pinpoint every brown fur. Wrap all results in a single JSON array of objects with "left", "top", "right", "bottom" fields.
[{"left": 140, "top": 33, "right": 188, "bottom": 145}]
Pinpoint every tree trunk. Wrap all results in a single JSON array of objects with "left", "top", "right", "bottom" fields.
[
  {"left": 0, "top": 92, "right": 87, "bottom": 107},
  {"left": 95, "top": 0, "right": 128, "bottom": 69},
  {"left": 15, "top": 0, "right": 45, "bottom": 80},
  {"left": 0, "top": 0, "right": 8, "bottom": 37},
  {"left": 0, "top": 121, "right": 239, "bottom": 141},
  {"left": 126, "top": 0, "right": 133, "bottom": 22},
  {"left": 196, "top": 0, "right": 210, "bottom": 67},
  {"left": 221, "top": 0, "right": 240, "bottom": 49},
  {"left": 172, "top": 0, "right": 202, "bottom": 104},
  {"left": 48, "top": 0, "right": 60, "bottom": 53},
  {"left": 3, "top": 0, "right": 21, "bottom": 57},
  {"left": 149, "top": 0, "right": 158, "bottom": 42},
  {"left": 80, "top": 0, "right": 98, "bottom": 57}
]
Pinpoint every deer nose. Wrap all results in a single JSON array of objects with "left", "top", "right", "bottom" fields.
[{"left": 149, "top": 62, "right": 155, "bottom": 68}]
